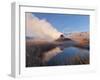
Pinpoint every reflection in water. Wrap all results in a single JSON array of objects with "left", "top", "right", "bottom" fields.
[
  {"left": 43, "top": 47, "right": 62, "bottom": 63},
  {"left": 46, "top": 47, "right": 89, "bottom": 65},
  {"left": 26, "top": 38, "right": 89, "bottom": 67}
]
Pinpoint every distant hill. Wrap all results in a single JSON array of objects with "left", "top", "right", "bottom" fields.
[
  {"left": 55, "top": 32, "right": 89, "bottom": 49},
  {"left": 66, "top": 32, "right": 89, "bottom": 39},
  {"left": 65, "top": 32, "right": 89, "bottom": 49}
]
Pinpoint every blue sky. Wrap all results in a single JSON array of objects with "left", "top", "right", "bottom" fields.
[{"left": 32, "top": 12, "right": 89, "bottom": 34}]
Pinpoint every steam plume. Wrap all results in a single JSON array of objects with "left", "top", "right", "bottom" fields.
[{"left": 26, "top": 13, "right": 62, "bottom": 40}]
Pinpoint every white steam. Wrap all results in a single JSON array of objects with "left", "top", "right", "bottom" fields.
[{"left": 26, "top": 13, "right": 62, "bottom": 40}]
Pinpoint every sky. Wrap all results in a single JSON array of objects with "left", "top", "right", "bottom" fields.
[{"left": 32, "top": 12, "right": 89, "bottom": 34}]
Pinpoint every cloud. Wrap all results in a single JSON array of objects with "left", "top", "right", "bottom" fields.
[{"left": 26, "top": 13, "right": 62, "bottom": 40}]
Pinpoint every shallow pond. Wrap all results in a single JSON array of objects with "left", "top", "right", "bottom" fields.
[{"left": 47, "top": 47, "right": 89, "bottom": 65}]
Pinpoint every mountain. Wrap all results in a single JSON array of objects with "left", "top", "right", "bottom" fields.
[
  {"left": 55, "top": 32, "right": 89, "bottom": 49},
  {"left": 65, "top": 32, "right": 89, "bottom": 45}
]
